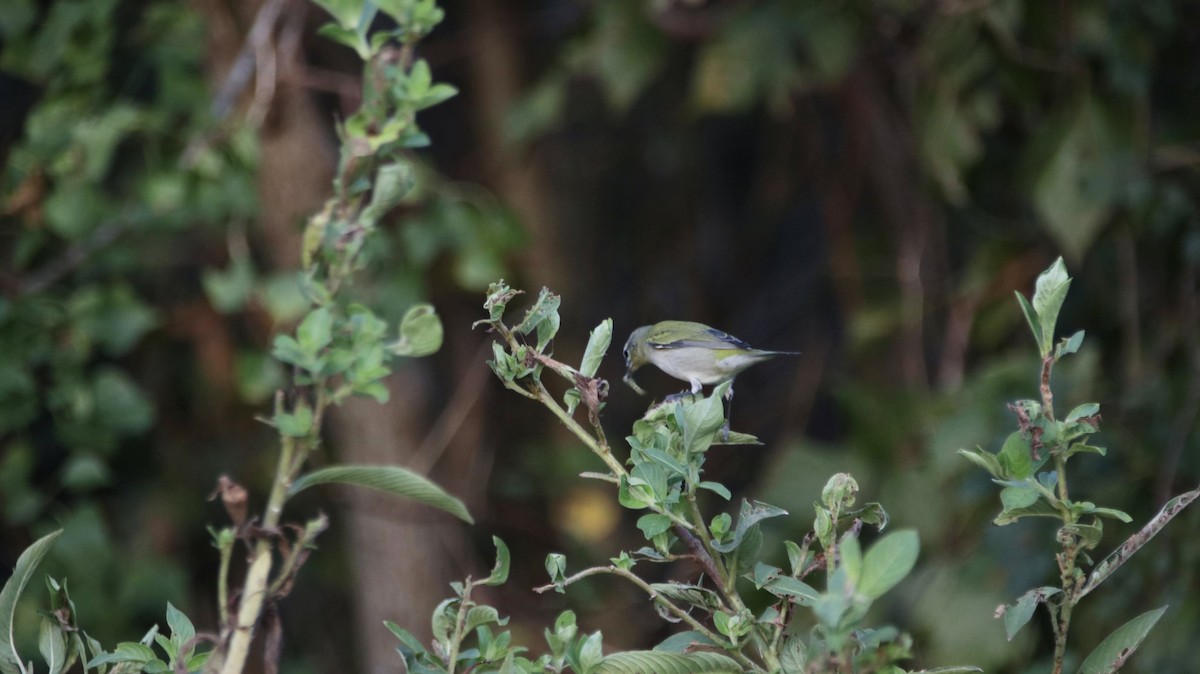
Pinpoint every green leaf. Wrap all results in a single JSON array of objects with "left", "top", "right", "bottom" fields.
[
  {"left": 297, "top": 307, "right": 334, "bottom": 353},
  {"left": 749, "top": 562, "right": 780, "bottom": 589},
  {"left": 463, "top": 605, "right": 507, "bottom": 634},
  {"left": 1076, "top": 606, "right": 1166, "bottom": 674},
  {"left": 274, "top": 403, "right": 314, "bottom": 437},
  {"left": 839, "top": 536, "right": 863, "bottom": 587},
  {"left": 390, "top": 304, "right": 443, "bottom": 357},
  {"left": 710, "top": 500, "right": 788, "bottom": 553},
  {"left": 1031, "top": 99, "right": 1125, "bottom": 261},
  {"left": 653, "top": 631, "right": 718, "bottom": 653},
  {"left": 845, "top": 502, "right": 889, "bottom": 532},
  {"left": 408, "top": 59, "right": 432, "bottom": 95},
  {"left": 386, "top": 621, "right": 428, "bottom": 657},
  {"left": 69, "top": 285, "right": 160, "bottom": 356},
  {"left": 1065, "top": 443, "right": 1106, "bottom": 458},
  {"left": 481, "top": 537, "right": 510, "bottom": 587},
  {"left": 0, "top": 530, "right": 62, "bottom": 674},
  {"left": 712, "top": 430, "right": 760, "bottom": 446},
  {"left": 1057, "top": 330, "right": 1085, "bottom": 357},
  {"left": 545, "top": 553, "right": 567, "bottom": 588},
  {"left": 289, "top": 465, "right": 472, "bottom": 523},
  {"left": 578, "top": 632, "right": 604, "bottom": 674},
  {"left": 593, "top": 651, "right": 742, "bottom": 674},
  {"left": 821, "top": 473, "right": 859, "bottom": 512},
  {"left": 154, "top": 634, "right": 175, "bottom": 662},
  {"left": 677, "top": 388, "right": 727, "bottom": 455},
  {"left": 764, "top": 576, "right": 819, "bottom": 605},
  {"left": 88, "top": 369, "right": 153, "bottom": 435},
  {"left": 1090, "top": 507, "right": 1132, "bottom": 523},
  {"left": 580, "top": 319, "right": 613, "bottom": 378},
  {"left": 910, "top": 668, "right": 984, "bottom": 673},
  {"left": 958, "top": 447, "right": 1003, "bottom": 479},
  {"left": 697, "top": 481, "right": 731, "bottom": 500},
  {"left": 1000, "top": 484, "right": 1040, "bottom": 511},
  {"left": 1062, "top": 520, "right": 1104, "bottom": 549},
  {"left": 784, "top": 540, "right": 806, "bottom": 576},
  {"left": 184, "top": 650, "right": 211, "bottom": 671},
  {"left": 636, "top": 514, "right": 673, "bottom": 539},
  {"left": 998, "top": 432, "right": 1032, "bottom": 480},
  {"left": 1002, "top": 586, "right": 1061, "bottom": 641},
  {"left": 310, "top": 0, "right": 366, "bottom": 29},
  {"left": 1015, "top": 292, "right": 1045, "bottom": 356},
  {"left": 165, "top": 601, "right": 195, "bottom": 652},
  {"left": 780, "top": 634, "right": 806, "bottom": 673},
  {"left": 1031, "top": 257, "right": 1071, "bottom": 350},
  {"left": 649, "top": 583, "right": 723, "bottom": 613},
  {"left": 272, "top": 334, "right": 312, "bottom": 370},
  {"left": 857, "top": 530, "right": 919, "bottom": 599},
  {"left": 202, "top": 255, "right": 255, "bottom": 314},
  {"left": 514, "top": 287, "right": 561, "bottom": 349},
  {"left": 360, "top": 161, "right": 415, "bottom": 224},
  {"left": 1065, "top": 403, "right": 1100, "bottom": 423},
  {"left": 38, "top": 619, "right": 67, "bottom": 674},
  {"left": 86, "top": 642, "right": 157, "bottom": 668},
  {"left": 415, "top": 83, "right": 458, "bottom": 110},
  {"left": 994, "top": 498, "right": 1061, "bottom": 526}
]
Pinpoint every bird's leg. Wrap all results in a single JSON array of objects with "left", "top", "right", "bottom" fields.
[
  {"left": 664, "top": 378, "right": 705, "bottom": 404},
  {"left": 721, "top": 382, "right": 735, "bottom": 441}
]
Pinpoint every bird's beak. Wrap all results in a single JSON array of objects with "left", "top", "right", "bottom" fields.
[{"left": 623, "top": 371, "right": 647, "bottom": 396}]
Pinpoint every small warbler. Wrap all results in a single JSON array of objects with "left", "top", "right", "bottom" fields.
[{"left": 622, "top": 320, "right": 797, "bottom": 436}]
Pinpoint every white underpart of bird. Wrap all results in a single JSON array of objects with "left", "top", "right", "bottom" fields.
[{"left": 645, "top": 346, "right": 783, "bottom": 395}]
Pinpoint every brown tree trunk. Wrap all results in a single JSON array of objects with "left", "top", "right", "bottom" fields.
[{"left": 463, "top": 0, "right": 564, "bottom": 292}]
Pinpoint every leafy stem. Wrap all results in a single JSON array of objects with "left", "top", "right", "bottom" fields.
[
  {"left": 444, "top": 579, "right": 478, "bottom": 674},
  {"left": 490, "top": 318, "right": 628, "bottom": 479},
  {"left": 533, "top": 567, "right": 764, "bottom": 674},
  {"left": 1041, "top": 354, "right": 1076, "bottom": 674},
  {"left": 683, "top": 491, "right": 749, "bottom": 621}
]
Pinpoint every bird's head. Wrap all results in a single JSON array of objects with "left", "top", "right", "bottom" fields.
[{"left": 622, "top": 325, "right": 652, "bottom": 395}]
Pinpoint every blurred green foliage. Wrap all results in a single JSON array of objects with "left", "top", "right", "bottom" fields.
[{"left": 0, "top": 0, "right": 257, "bottom": 646}]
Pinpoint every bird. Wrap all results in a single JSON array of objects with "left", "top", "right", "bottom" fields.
[{"left": 622, "top": 321, "right": 797, "bottom": 438}]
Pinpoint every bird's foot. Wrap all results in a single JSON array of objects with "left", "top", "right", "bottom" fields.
[
  {"left": 720, "top": 421, "right": 730, "bottom": 442},
  {"left": 663, "top": 390, "right": 698, "bottom": 403}
]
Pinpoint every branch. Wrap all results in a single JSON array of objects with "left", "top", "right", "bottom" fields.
[{"left": 19, "top": 218, "right": 131, "bottom": 296}]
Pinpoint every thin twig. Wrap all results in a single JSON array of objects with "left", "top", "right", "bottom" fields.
[
  {"left": 533, "top": 566, "right": 765, "bottom": 673},
  {"left": 212, "top": 0, "right": 287, "bottom": 120},
  {"left": 19, "top": 219, "right": 131, "bottom": 296},
  {"left": 412, "top": 342, "right": 492, "bottom": 474},
  {"left": 181, "top": 0, "right": 287, "bottom": 167}
]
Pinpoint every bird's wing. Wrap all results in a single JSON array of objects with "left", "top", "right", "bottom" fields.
[{"left": 647, "top": 322, "right": 752, "bottom": 351}]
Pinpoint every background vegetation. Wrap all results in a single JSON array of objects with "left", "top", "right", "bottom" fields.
[{"left": 2, "top": 0, "right": 1198, "bottom": 672}]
